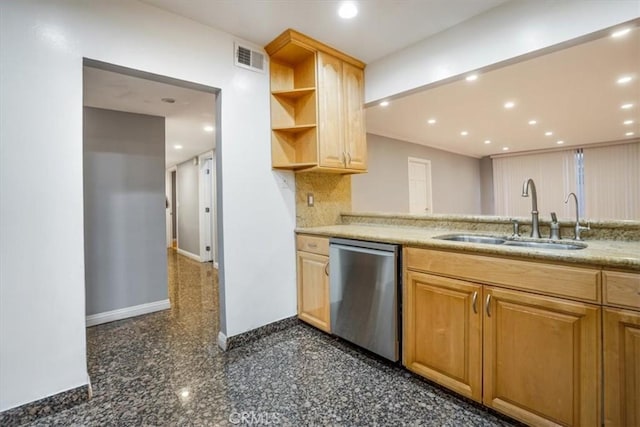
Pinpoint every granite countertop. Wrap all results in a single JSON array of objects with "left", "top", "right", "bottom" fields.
[{"left": 296, "top": 223, "right": 640, "bottom": 271}]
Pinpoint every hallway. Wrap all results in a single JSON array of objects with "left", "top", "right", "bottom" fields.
[{"left": 9, "top": 251, "right": 514, "bottom": 426}]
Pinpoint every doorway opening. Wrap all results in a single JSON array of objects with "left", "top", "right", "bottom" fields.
[{"left": 82, "top": 58, "right": 222, "bottom": 334}]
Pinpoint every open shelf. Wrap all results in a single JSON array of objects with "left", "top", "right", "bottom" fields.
[
  {"left": 272, "top": 87, "right": 316, "bottom": 99},
  {"left": 272, "top": 124, "right": 317, "bottom": 134}
]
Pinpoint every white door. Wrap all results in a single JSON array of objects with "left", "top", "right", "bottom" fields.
[
  {"left": 408, "top": 157, "right": 433, "bottom": 214},
  {"left": 199, "top": 157, "right": 214, "bottom": 262}
]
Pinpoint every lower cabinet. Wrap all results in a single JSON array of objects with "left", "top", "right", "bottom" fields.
[
  {"left": 483, "top": 286, "right": 601, "bottom": 427},
  {"left": 404, "top": 247, "right": 602, "bottom": 427},
  {"left": 403, "top": 271, "right": 482, "bottom": 402},
  {"left": 603, "top": 308, "right": 640, "bottom": 426},
  {"left": 296, "top": 250, "right": 330, "bottom": 332}
]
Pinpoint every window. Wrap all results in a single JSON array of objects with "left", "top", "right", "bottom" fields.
[{"left": 493, "top": 142, "right": 639, "bottom": 220}]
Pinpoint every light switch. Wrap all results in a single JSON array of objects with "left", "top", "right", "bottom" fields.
[{"left": 307, "top": 192, "right": 314, "bottom": 207}]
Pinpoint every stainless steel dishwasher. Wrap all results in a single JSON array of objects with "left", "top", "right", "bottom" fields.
[{"left": 329, "top": 238, "right": 401, "bottom": 362}]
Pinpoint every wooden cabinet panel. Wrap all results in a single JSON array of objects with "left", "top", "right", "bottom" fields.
[
  {"left": 405, "top": 247, "right": 601, "bottom": 303},
  {"left": 604, "top": 308, "right": 640, "bottom": 427},
  {"left": 317, "top": 52, "right": 345, "bottom": 169},
  {"left": 266, "top": 30, "right": 367, "bottom": 173},
  {"left": 483, "top": 286, "right": 600, "bottom": 426},
  {"left": 296, "top": 234, "right": 329, "bottom": 256},
  {"left": 403, "top": 271, "right": 482, "bottom": 402},
  {"left": 342, "top": 62, "right": 366, "bottom": 171},
  {"left": 296, "top": 251, "right": 330, "bottom": 332},
  {"left": 603, "top": 270, "right": 640, "bottom": 310}
]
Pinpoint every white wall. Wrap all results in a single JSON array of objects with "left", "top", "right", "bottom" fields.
[
  {"left": 365, "top": 0, "right": 640, "bottom": 103},
  {"left": 0, "top": 0, "right": 296, "bottom": 411},
  {"left": 177, "top": 159, "right": 200, "bottom": 257}
]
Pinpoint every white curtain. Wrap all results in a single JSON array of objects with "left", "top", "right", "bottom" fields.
[
  {"left": 493, "top": 150, "right": 577, "bottom": 220},
  {"left": 583, "top": 143, "right": 640, "bottom": 220}
]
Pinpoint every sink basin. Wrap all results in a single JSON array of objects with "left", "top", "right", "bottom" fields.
[
  {"left": 503, "top": 240, "right": 587, "bottom": 250},
  {"left": 434, "top": 234, "right": 588, "bottom": 250},
  {"left": 435, "top": 234, "right": 506, "bottom": 245}
]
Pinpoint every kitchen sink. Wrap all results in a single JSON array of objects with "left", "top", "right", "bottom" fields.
[
  {"left": 434, "top": 234, "right": 506, "bottom": 244},
  {"left": 434, "top": 234, "right": 587, "bottom": 250},
  {"left": 503, "top": 240, "right": 587, "bottom": 250}
]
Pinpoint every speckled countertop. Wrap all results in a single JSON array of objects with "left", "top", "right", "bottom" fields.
[{"left": 296, "top": 215, "right": 640, "bottom": 271}]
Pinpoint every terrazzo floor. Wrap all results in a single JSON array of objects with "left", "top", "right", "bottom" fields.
[{"left": 19, "top": 250, "right": 516, "bottom": 426}]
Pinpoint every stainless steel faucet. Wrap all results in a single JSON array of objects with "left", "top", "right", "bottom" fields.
[
  {"left": 521, "top": 178, "right": 541, "bottom": 238},
  {"left": 564, "top": 192, "right": 590, "bottom": 240}
]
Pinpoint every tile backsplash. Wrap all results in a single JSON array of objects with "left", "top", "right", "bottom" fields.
[{"left": 296, "top": 173, "right": 351, "bottom": 227}]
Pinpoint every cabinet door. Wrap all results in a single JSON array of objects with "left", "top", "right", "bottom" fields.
[
  {"left": 296, "top": 251, "right": 330, "bottom": 332},
  {"left": 483, "top": 287, "right": 600, "bottom": 427},
  {"left": 342, "top": 62, "right": 366, "bottom": 171},
  {"left": 604, "top": 308, "right": 640, "bottom": 427},
  {"left": 403, "top": 271, "right": 482, "bottom": 402},
  {"left": 317, "top": 52, "right": 345, "bottom": 169}
]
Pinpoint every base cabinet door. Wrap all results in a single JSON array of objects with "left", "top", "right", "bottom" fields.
[
  {"left": 296, "top": 251, "right": 330, "bottom": 332},
  {"left": 403, "top": 271, "right": 482, "bottom": 402},
  {"left": 604, "top": 308, "right": 640, "bottom": 427},
  {"left": 483, "top": 287, "right": 600, "bottom": 427}
]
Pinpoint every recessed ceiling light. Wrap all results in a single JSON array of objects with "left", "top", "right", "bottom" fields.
[
  {"left": 460, "top": 131, "right": 468, "bottom": 136},
  {"left": 621, "top": 103, "right": 634, "bottom": 109},
  {"left": 465, "top": 74, "right": 478, "bottom": 82},
  {"left": 504, "top": 101, "right": 515, "bottom": 109},
  {"left": 379, "top": 101, "right": 389, "bottom": 107},
  {"left": 173, "top": 144, "right": 183, "bottom": 150},
  {"left": 427, "top": 118, "right": 436, "bottom": 125},
  {"left": 556, "top": 140, "right": 565, "bottom": 145},
  {"left": 502, "top": 147, "right": 509, "bottom": 151},
  {"left": 203, "top": 125, "right": 214, "bottom": 132},
  {"left": 528, "top": 120, "right": 537, "bottom": 125},
  {"left": 161, "top": 97, "right": 176, "bottom": 104},
  {"left": 484, "top": 140, "right": 491, "bottom": 144},
  {"left": 611, "top": 28, "right": 631, "bottom": 38},
  {"left": 626, "top": 132, "right": 635, "bottom": 136},
  {"left": 617, "top": 76, "right": 633, "bottom": 85},
  {"left": 338, "top": 1, "right": 358, "bottom": 19},
  {"left": 624, "top": 119, "right": 634, "bottom": 125},
  {"left": 545, "top": 131, "right": 553, "bottom": 136}
]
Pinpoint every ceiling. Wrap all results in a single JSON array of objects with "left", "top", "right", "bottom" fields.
[
  {"left": 83, "top": 67, "right": 216, "bottom": 167},
  {"left": 140, "top": 0, "right": 509, "bottom": 63},
  {"left": 366, "top": 27, "right": 640, "bottom": 158}
]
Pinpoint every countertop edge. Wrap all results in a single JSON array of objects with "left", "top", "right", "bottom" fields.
[{"left": 296, "top": 226, "right": 640, "bottom": 271}]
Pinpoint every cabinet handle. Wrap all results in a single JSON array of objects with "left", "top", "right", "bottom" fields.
[
  {"left": 485, "top": 294, "right": 492, "bottom": 317},
  {"left": 472, "top": 291, "right": 478, "bottom": 314},
  {"left": 308, "top": 243, "right": 317, "bottom": 248},
  {"left": 324, "top": 262, "right": 329, "bottom": 276},
  {"left": 346, "top": 152, "right": 352, "bottom": 165}
]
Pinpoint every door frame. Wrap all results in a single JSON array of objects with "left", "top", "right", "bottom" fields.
[
  {"left": 166, "top": 165, "right": 178, "bottom": 248},
  {"left": 198, "top": 151, "right": 216, "bottom": 265},
  {"left": 407, "top": 156, "right": 433, "bottom": 214}
]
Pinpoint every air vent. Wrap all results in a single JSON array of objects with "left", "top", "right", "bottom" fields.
[{"left": 234, "top": 43, "right": 265, "bottom": 73}]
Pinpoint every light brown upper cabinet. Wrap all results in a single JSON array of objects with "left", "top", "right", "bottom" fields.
[{"left": 265, "top": 29, "right": 367, "bottom": 174}]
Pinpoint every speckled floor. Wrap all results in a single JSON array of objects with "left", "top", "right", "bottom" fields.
[{"left": 20, "top": 250, "right": 515, "bottom": 426}]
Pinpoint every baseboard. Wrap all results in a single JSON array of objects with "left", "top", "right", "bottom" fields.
[
  {"left": 217, "top": 331, "right": 228, "bottom": 351},
  {"left": 86, "top": 299, "right": 171, "bottom": 327},
  {"left": 177, "top": 248, "right": 201, "bottom": 262}
]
